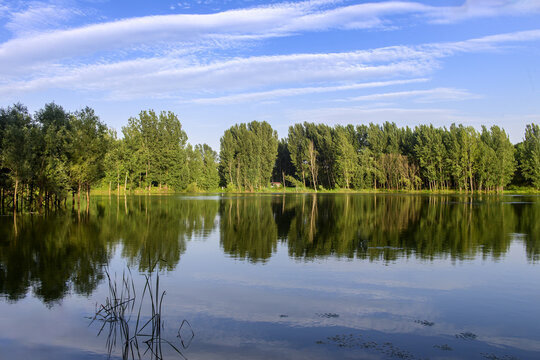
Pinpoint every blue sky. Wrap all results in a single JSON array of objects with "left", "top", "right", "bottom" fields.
[{"left": 0, "top": 0, "right": 539, "bottom": 149}]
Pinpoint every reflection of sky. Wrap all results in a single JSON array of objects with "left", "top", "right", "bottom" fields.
[{"left": 1, "top": 233, "right": 540, "bottom": 359}]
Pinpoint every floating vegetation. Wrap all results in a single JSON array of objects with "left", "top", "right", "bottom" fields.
[
  {"left": 455, "top": 331, "right": 478, "bottom": 340},
  {"left": 322, "top": 334, "right": 362, "bottom": 348},
  {"left": 316, "top": 313, "right": 339, "bottom": 318},
  {"left": 89, "top": 264, "right": 193, "bottom": 360},
  {"left": 481, "top": 353, "right": 519, "bottom": 360},
  {"left": 433, "top": 344, "right": 453, "bottom": 351},
  {"left": 414, "top": 320, "right": 435, "bottom": 327},
  {"left": 317, "top": 334, "right": 421, "bottom": 359}
]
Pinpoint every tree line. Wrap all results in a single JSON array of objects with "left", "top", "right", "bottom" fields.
[
  {"left": 1, "top": 102, "right": 539, "bottom": 212},
  {"left": 0, "top": 103, "right": 218, "bottom": 213}
]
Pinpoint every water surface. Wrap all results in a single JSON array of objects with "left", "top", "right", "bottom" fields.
[{"left": 1, "top": 194, "right": 539, "bottom": 359}]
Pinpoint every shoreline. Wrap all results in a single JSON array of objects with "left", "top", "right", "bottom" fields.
[{"left": 90, "top": 187, "right": 540, "bottom": 196}]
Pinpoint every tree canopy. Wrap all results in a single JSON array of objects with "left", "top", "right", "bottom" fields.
[{"left": 0, "top": 101, "right": 538, "bottom": 214}]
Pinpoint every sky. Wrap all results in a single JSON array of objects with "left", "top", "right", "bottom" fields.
[{"left": 0, "top": 0, "right": 539, "bottom": 149}]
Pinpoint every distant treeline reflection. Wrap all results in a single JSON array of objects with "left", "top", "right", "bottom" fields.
[
  {"left": 221, "top": 194, "right": 540, "bottom": 263},
  {"left": 1, "top": 195, "right": 539, "bottom": 303}
]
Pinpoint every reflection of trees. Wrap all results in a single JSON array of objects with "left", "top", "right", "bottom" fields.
[
  {"left": 116, "top": 196, "right": 219, "bottom": 271},
  {"left": 405, "top": 196, "right": 517, "bottom": 261},
  {"left": 219, "top": 196, "right": 278, "bottom": 263},
  {"left": 2, "top": 194, "right": 539, "bottom": 304},
  {"left": 219, "top": 194, "right": 540, "bottom": 263},
  {"left": 0, "top": 196, "right": 219, "bottom": 303},
  {"left": 514, "top": 201, "right": 540, "bottom": 262},
  {"left": 278, "top": 194, "right": 538, "bottom": 263},
  {"left": 283, "top": 195, "right": 423, "bottom": 260},
  {"left": 287, "top": 194, "right": 365, "bottom": 258},
  {"left": 0, "top": 214, "right": 108, "bottom": 303}
]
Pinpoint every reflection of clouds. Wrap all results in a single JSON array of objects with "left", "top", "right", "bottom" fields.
[
  {"left": 0, "top": 296, "right": 109, "bottom": 357},
  {"left": 483, "top": 336, "right": 540, "bottom": 353},
  {"left": 162, "top": 269, "right": 437, "bottom": 332}
]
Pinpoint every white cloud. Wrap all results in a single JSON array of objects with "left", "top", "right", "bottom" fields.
[
  {"left": 186, "top": 79, "right": 430, "bottom": 104},
  {"left": 1, "top": 28, "right": 539, "bottom": 101},
  {"left": 2, "top": 0, "right": 538, "bottom": 72},
  {"left": 347, "top": 87, "right": 480, "bottom": 103},
  {"left": 428, "top": 0, "right": 540, "bottom": 24},
  {"left": 0, "top": 47, "right": 435, "bottom": 98},
  {"left": 5, "top": 2, "right": 86, "bottom": 37}
]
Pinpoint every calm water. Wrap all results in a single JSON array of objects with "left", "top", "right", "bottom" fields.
[{"left": 1, "top": 194, "right": 539, "bottom": 360}]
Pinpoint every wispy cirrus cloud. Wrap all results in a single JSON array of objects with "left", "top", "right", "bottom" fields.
[
  {"left": 0, "top": 1, "right": 422, "bottom": 70},
  {"left": 0, "top": 51, "right": 432, "bottom": 98},
  {"left": 1, "top": 29, "right": 538, "bottom": 101},
  {"left": 185, "top": 79, "right": 430, "bottom": 104},
  {"left": 427, "top": 0, "right": 540, "bottom": 24},
  {"left": 1, "top": 0, "right": 539, "bottom": 73},
  {"left": 4, "top": 1, "right": 87, "bottom": 37},
  {"left": 347, "top": 87, "right": 480, "bottom": 103}
]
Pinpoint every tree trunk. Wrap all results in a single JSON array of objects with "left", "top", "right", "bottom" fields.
[
  {"left": 29, "top": 184, "right": 34, "bottom": 212},
  {"left": 146, "top": 161, "right": 150, "bottom": 193},
  {"left": 125, "top": 172, "right": 128, "bottom": 193},
  {"left": 86, "top": 184, "right": 90, "bottom": 214},
  {"left": 14, "top": 178, "right": 18, "bottom": 213},
  {"left": 308, "top": 141, "right": 317, "bottom": 191}
]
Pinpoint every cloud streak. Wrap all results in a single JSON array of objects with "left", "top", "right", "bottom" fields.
[
  {"left": 185, "top": 79, "right": 430, "bottom": 104},
  {"left": 1, "top": 29, "right": 538, "bottom": 101},
  {"left": 5, "top": 2, "right": 87, "bottom": 37},
  {"left": 1, "top": 0, "right": 539, "bottom": 72},
  {"left": 347, "top": 87, "right": 480, "bottom": 103}
]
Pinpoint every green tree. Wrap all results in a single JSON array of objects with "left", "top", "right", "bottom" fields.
[
  {"left": 34, "top": 102, "right": 72, "bottom": 208},
  {"left": 70, "top": 107, "right": 109, "bottom": 202},
  {"left": 1, "top": 104, "right": 33, "bottom": 211},
  {"left": 287, "top": 123, "right": 310, "bottom": 187},
  {"left": 199, "top": 144, "right": 219, "bottom": 190},
  {"left": 219, "top": 121, "right": 278, "bottom": 191},
  {"left": 446, "top": 124, "right": 479, "bottom": 191},
  {"left": 102, "top": 130, "right": 128, "bottom": 194},
  {"left": 414, "top": 125, "right": 447, "bottom": 190},
  {"left": 333, "top": 127, "right": 358, "bottom": 189},
  {"left": 122, "top": 110, "right": 187, "bottom": 191},
  {"left": 479, "top": 126, "right": 515, "bottom": 191},
  {"left": 520, "top": 124, "right": 540, "bottom": 189}
]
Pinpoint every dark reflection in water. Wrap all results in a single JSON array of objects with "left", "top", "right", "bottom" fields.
[
  {"left": 220, "top": 194, "right": 540, "bottom": 263},
  {"left": 0, "top": 195, "right": 219, "bottom": 303},
  {"left": 1, "top": 194, "right": 539, "bottom": 303}
]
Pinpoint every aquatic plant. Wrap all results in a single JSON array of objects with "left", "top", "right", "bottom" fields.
[{"left": 90, "top": 264, "right": 193, "bottom": 359}]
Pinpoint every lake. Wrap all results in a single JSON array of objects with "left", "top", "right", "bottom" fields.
[{"left": 1, "top": 193, "right": 539, "bottom": 359}]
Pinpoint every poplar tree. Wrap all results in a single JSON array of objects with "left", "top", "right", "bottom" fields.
[
  {"left": 333, "top": 127, "right": 358, "bottom": 189},
  {"left": 219, "top": 121, "right": 278, "bottom": 191},
  {"left": 70, "top": 107, "right": 109, "bottom": 201},
  {"left": 520, "top": 124, "right": 540, "bottom": 189}
]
